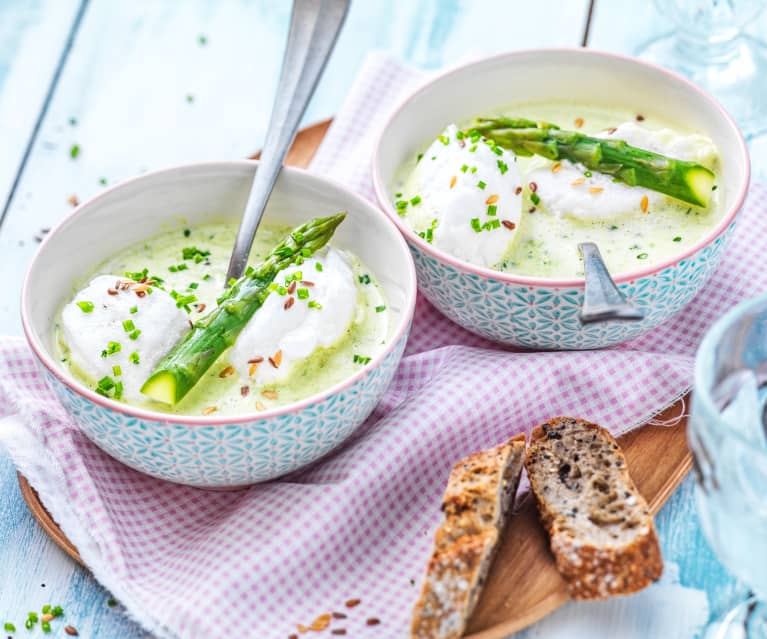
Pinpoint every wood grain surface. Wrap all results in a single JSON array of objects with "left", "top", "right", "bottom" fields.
[{"left": 17, "top": 119, "right": 692, "bottom": 638}]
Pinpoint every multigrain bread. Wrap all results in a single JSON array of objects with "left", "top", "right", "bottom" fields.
[
  {"left": 525, "top": 416, "right": 663, "bottom": 599},
  {"left": 411, "top": 434, "right": 526, "bottom": 639}
]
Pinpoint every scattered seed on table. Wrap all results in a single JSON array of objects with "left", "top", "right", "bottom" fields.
[{"left": 344, "top": 598, "right": 361, "bottom": 608}]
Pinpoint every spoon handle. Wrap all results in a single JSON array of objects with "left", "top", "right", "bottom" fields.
[
  {"left": 578, "top": 242, "right": 645, "bottom": 324},
  {"left": 226, "top": 0, "right": 350, "bottom": 282}
]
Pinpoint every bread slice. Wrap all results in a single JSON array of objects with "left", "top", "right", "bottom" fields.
[
  {"left": 525, "top": 416, "right": 663, "bottom": 599},
  {"left": 411, "top": 434, "right": 526, "bottom": 639}
]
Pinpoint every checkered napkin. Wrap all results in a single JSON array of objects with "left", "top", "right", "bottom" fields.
[{"left": 0, "top": 53, "right": 765, "bottom": 639}]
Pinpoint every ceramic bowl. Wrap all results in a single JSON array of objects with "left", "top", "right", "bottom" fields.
[
  {"left": 373, "top": 49, "right": 750, "bottom": 349},
  {"left": 21, "top": 161, "right": 416, "bottom": 488}
]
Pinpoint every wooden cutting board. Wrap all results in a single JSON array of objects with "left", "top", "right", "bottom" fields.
[{"left": 18, "top": 119, "right": 692, "bottom": 638}]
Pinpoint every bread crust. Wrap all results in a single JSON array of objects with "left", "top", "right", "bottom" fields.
[
  {"left": 526, "top": 416, "right": 663, "bottom": 600},
  {"left": 411, "top": 434, "right": 526, "bottom": 639}
]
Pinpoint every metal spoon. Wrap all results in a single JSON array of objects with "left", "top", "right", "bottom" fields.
[
  {"left": 225, "top": 0, "right": 350, "bottom": 283},
  {"left": 578, "top": 242, "right": 645, "bottom": 324}
]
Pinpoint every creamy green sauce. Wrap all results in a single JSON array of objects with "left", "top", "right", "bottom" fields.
[
  {"left": 55, "top": 222, "right": 388, "bottom": 416},
  {"left": 395, "top": 101, "right": 723, "bottom": 278}
]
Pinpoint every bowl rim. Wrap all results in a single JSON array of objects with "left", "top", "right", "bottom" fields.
[
  {"left": 372, "top": 47, "right": 751, "bottom": 287},
  {"left": 21, "top": 159, "right": 417, "bottom": 426}
]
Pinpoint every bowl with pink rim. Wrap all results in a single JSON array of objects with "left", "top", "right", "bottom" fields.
[
  {"left": 373, "top": 49, "right": 750, "bottom": 349},
  {"left": 21, "top": 161, "right": 417, "bottom": 488}
]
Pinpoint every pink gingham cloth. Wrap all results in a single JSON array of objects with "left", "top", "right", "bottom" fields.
[{"left": 0, "top": 53, "right": 764, "bottom": 639}]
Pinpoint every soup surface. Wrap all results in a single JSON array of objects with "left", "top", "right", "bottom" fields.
[
  {"left": 393, "top": 101, "right": 723, "bottom": 278},
  {"left": 55, "top": 222, "right": 388, "bottom": 416}
]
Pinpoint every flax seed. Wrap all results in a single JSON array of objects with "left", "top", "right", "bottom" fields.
[
  {"left": 64, "top": 627, "right": 79, "bottom": 636},
  {"left": 107, "top": 289, "right": 118, "bottom": 296},
  {"left": 366, "top": 618, "right": 381, "bottom": 626},
  {"left": 345, "top": 598, "right": 361, "bottom": 608},
  {"left": 552, "top": 161, "right": 562, "bottom": 173},
  {"left": 240, "top": 386, "right": 250, "bottom": 397},
  {"left": 332, "top": 612, "right": 347, "bottom": 620},
  {"left": 529, "top": 181, "right": 538, "bottom": 192},
  {"left": 219, "top": 366, "right": 234, "bottom": 378},
  {"left": 515, "top": 186, "right": 522, "bottom": 195},
  {"left": 310, "top": 614, "right": 331, "bottom": 631},
  {"left": 256, "top": 401, "right": 266, "bottom": 411},
  {"left": 636, "top": 114, "right": 645, "bottom": 121},
  {"left": 640, "top": 195, "right": 649, "bottom": 212},
  {"left": 262, "top": 390, "right": 279, "bottom": 400},
  {"left": 574, "top": 117, "right": 584, "bottom": 128},
  {"left": 571, "top": 177, "right": 585, "bottom": 186},
  {"left": 485, "top": 194, "right": 499, "bottom": 205},
  {"left": 300, "top": 281, "right": 315, "bottom": 287},
  {"left": 202, "top": 406, "right": 217, "bottom": 415},
  {"left": 196, "top": 303, "right": 206, "bottom": 312},
  {"left": 287, "top": 280, "right": 297, "bottom": 294},
  {"left": 502, "top": 220, "right": 516, "bottom": 230},
  {"left": 67, "top": 194, "right": 79, "bottom": 207},
  {"left": 248, "top": 362, "right": 259, "bottom": 377},
  {"left": 589, "top": 187, "right": 604, "bottom": 194}
]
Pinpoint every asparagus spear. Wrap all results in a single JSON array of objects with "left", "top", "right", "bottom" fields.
[
  {"left": 470, "top": 117, "right": 716, "bottom": 208},
  {"left": 141, "top": 213, "right": 346, "bottom": 405}
]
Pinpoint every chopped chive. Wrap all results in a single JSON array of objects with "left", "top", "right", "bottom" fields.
[
  {"left": 482, "top": 219, "right": 501, "bottom": 231},
  {"left": 470, "top": 218, "right": 482, "bottom": 232},
  {"left": 188, "top": 282, "right": 198, "bottom": 289},
  {"left": 5, "top": 622, "right": 16, "bottom": 632},
  {"left": 470, "top": 166, "right": 477, "bottom": 173},
  {"left": 99, "top": 177, "right": 108, "bottom": 186},
  {"left": 712, "top": 185, "right": 718, "bottom": 191},
  {"left": 183, "top": 228, "right": 191, "bottom": 237},
  {"left": 438, "top": 134, "right": 450, "bottom": 146},
  {"left": 417, "top": 152, "right": 424, "bottom": 162},
  {"left": 410, "top": 195, "right": 421, "bottom": 206},
  {"left": 359, "top": 274, "right": 371, "bottom": 285},
  {"left": 308, "top": 300, "right": 323, "bottom": 310},
  {"left": 25, "top": 619, "right": 34, "bottom": 630},
  {"left": 497, "top": 160, "right": 508, "bottom": 174},
  {"left": 276, "top": 285, "right": 287, "bottom": 296},
  {"left": 114, "top": 381, "right": 123, "bottom": 400},
  {"left": 198, "top": 33, "right": 207, "bottom": 45},
  {"left": 297, "top": 288, "right": 309, "bottom": 300},
  {"left": 182, "top": 246, "right": 210, "bottom": 261},
  {"left": 202, "top": 273, "right": 212, "bottom": 281},
  {"left": 97, "top": 376, "right": 115, "bottom": 391},
  {"left": 122, "top": 319, "right": 135, "bottom": 332},
  {"left": 477, "top": 181, "right": 486, "bottom": 190},
  {"left": 673, "top": 236, "right": 682, "bottom": 242},
  {"left": 584, "top": 171, "right": 592, "bottom": 177},
  {"left": 468, "top": 145, "right": 477, "bottom": 153},
  {"left": 101, "top": 341, "right": 121, "bottom": 358},
  {"left": 51, "top": 607, "right": 63, "bottom": 618},
  {"left": 300, "top": 248, "right": 312, "bottom": 257},
  {"left": 129, "top": 329, "right": 141, "bottom": 340},
  {"left": 487, "top": 204, "right": 497, "bottom": 216},
  {"left": 129, "top": 352, "right": 139, "bottom": 365},
  {"left": 455, "top": 129, "right": 465, "bottom": 140},
  {"left": 375, "top": 305, "right": 386, "bottom": 313},
  {"left": 395, "top": 200, "right": 408, "bottom": 214},
  {"left": 69, "top": 144, "right": 80, "bottom": 159},
  {"left": 41, "top": 621, "right": 51, "bottom": 633},
  {"left": 112, "top": 365, "right": 122, "bottom": 377},
  {"left": 530, "top": 192, "right": 541, "bottom": 205},
  {"left": 76, "top": 300, "right": 94, "bottom": 313},
  {"left": 42, "top": 606, "right": 51, "bottom": 615},
  {"left": 315, "top": 262, "right": 323, "bottom": 272},
  {"left": 395, "top": 192, "right": 402, "bottom": 198},
  {"left": 637, "top": 252, "right": 648, "bottom": 259},
  {"left": 460, "top": 164, "right": 469, "bottom": 173},
  {"left": 609, "top": 225, "right": 619, "bottom": 230},
  {"left": 353, "top": 354, "right": 372, "bottom": 364},
  {"left": 27, "top": 613, "right": 38, "bottom": 623},
  {"left": 107, "top": 598, "right": 117, "bottom": 607}
]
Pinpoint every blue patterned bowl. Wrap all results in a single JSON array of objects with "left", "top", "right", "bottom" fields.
[
  {"left": 22, "top": 162, "right": 416, "bottom": 487},
  {"left": 373, "top": 49, "right": 750, "bottom": 349}
]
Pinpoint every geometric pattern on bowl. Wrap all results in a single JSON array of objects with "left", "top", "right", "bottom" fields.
[
  {"left": 43, "top": 331, "right": 408, "bottom": 488},
  {"left": 411, "top": 225, "right": 734, "bottom": 350}
]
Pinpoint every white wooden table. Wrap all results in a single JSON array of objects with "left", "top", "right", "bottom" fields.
[{"left": 1, "top": 2, "right": 764, "bottom": 637}]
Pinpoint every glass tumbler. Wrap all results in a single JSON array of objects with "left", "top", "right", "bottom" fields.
[
  {"left": 636, "top": 0, "right": 767, "bottom": 139},
  {"left": 691, "top": 294, "right": 767, "bottom": 638}
]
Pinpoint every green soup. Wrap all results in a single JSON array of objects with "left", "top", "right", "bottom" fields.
[
  {"left": 55, "top": 222, "right": 388, "bottom": 416},
  {"left": 395, "top": 101, "right": 723, "bottom": 278}
]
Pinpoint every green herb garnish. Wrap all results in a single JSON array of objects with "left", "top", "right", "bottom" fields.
[
  {"left": 76, "top": 301, "right": 94, "bottom": 313},
  {"left": 353, "top": 354, "right": 372, "bottom": 364},
  {"left": 375, "top": 305, "right": 386, "bottom": 313}
]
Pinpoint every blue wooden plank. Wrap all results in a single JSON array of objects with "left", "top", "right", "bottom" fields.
[{"left": 0, "top": 0, "right": 81, "bottom": 215}]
